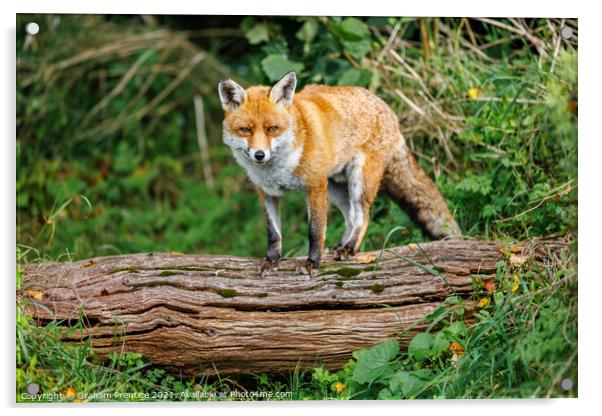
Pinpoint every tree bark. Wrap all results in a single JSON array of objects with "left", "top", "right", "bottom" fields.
[{"left": 19, "top": 238, "right": 566, "bottom": 376}]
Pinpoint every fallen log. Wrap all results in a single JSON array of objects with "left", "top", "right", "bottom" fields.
[{"left": 19, "top": 238, "right": 567, "bottom": 376}]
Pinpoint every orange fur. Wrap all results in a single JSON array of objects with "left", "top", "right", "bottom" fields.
[{"left": 219, "top": 72, "right": 460, "bottom": 277}]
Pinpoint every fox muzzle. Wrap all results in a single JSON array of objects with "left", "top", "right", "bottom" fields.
[{"left": 249, "top": 148, "right": 271, "bottom": 164}]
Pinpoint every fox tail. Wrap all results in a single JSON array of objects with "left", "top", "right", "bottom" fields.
[{"left": 382, "top": 141, "right": 461, "bottom": 239}]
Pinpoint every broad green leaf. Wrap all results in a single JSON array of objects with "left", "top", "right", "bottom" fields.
[
  {"left": 408, "top": 332, "right": 433, "bottom": 361},
  {"left": 494, "top": 290, "right": 505, "bottom": 306},
  {"left": 352, "top": 340, "right": 400, "bottom": 384},
  {"left": 331, "top": 17, "right": 373, "bottom": 60},
  {"left": 402, "top": 369, "right": 432, "bottom": 398},
  {"left": 296, "top": 19, "right": 319, "bottom": 43},
  {"left": 352, "top": 348, "right": 368, "bottom": 361},
  {"left": 241, "top": 17, "right": 269, "bottom": 45},
  {"left": 432, "top": 332, "right": 450, "bottom": 356},
  {"left": 445, "top": 321, "right": 467, "bottom": 336},
  {"left": 389, "top": 369, "right": 432, "bottom": 398},
  {"left": 341, "top": 39, "right": 371, "bottom": 61},
  {"left": 378, "top": 387, "right": 401, "bottom": 400},
  {"left": 389, "top": 371, "right": 409, "bottom": 392},
  {"left": 334, "top": 17, "right": 370, "bottom": 41},
  {"left": 261, "top": 54, "right": 305, "bottom": 82},
  {"left": 244, "top": 23, "right": 269, "bottom": 45},
  {"left": 337, "top": 68, "right": 361, "bottom": 86},
  {"left": 337, "top": 68, "right": 373, "bottom": 87},
  {"left": 261, "top": 40, "right": 288, "bottom": 55},
  {"left": 445, "top": 295, "right": 462, "bottom": 305},
  {"left": 296, "top": 19, "right": 319, "bottom": 54}
]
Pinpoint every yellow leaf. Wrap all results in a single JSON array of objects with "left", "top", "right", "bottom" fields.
[
  {"left": 79, "top": 259, "right": 96, "bottom": 269},
  {"left": 509, "top": 254, "right": 528, "bottom": 268},
  {"left": 483, "top": 277, "right": 496, "bottom": 293},
  {"left": 511, "top": 246, "right": 522, "bottom": 253},
  {"left": 335, "top": 382, "right": 346, "bottom": 394},
  {"left": 468, "top": 87, "right": 482, "bottom": 100},
  {"left": 478, "top": 297, "right": 490, "bottom": 308},
  {"left": 450, "top": 342, "right": 464, "bottom": 358},
  {"left": 26, "top": 289, "right": 44, "bottom": 300},
  {"left": 64, "top": 387, "right": 77, "bottom": 399},
  {"left": 567, "top": 99, "right": 578, "bottom": 113},
  {"left": 511, "top": 275, "right": 520, "bottom": 292},
  {"left": 356, "top": 254, "right": 376, "bottom": 264}
]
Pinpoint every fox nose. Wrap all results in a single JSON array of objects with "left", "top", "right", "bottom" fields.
[{"left": 254, "top": 150, "right": 265, "bottom": 161}]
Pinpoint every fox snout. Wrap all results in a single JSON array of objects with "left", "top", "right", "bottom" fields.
[
  {"left": 249, "top": 148, "right": 271, "bottom": 164},
  {"left": 247, "top": 131, "right": 274, "bottom": 164}
]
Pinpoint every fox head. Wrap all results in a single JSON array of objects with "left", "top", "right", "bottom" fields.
[{"left": 218, "top": 71, "right": 297, "bottom": 165}]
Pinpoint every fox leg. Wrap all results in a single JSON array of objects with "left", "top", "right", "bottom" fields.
[
  {"left": 327, "top": 181, "right": 353, "bottom": 249},
  {"left": 298, "top": 179, "right": 328, "bottom": 277},
  {"left": 258, "top": 191, "right": 281, "bottom": 278},
  {"left": 333, "top": 154, "right": 383, "bottom": 260}
]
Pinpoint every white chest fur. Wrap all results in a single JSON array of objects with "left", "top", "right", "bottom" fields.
[{"left": 225, "top": 129, "right": 305, "bottom": 196}]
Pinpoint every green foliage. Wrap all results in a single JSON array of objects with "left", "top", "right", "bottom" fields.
[
  {"left": 351, "top": 340, "right": 399, "bottom": 384},
  {"left": 16, "top": 308, "right": 245, "bottom": 402},
  {"left": 237, "top": 16, "right": 378, "bottom": 88},
  {"left": 260, "top": 54, "right": 304, "bottom": 82},
  {"left": 407, "top": 332, "right": 449, "bottom": 362},
  {"left": 340, "top": 255, "right": 577, "bottom": 399}
]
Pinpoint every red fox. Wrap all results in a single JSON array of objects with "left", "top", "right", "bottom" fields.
[{"left": 218, "top": 71, "right": 460, "bottom": 277}]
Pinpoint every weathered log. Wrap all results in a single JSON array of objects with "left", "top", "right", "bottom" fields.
[{"left": 20, "top": 238, "right": 567, "bottom": 376}]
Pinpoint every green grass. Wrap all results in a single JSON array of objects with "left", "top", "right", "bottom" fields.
[{"left": 16, "top": 16, "right": 577, "bottom": 401}]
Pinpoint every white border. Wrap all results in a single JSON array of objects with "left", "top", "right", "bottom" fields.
[
  {"left": 12, "top": 0, "right": 581, "bottom": 18},
  {"left": 3, "top": 1, "right": 599, "bottom": 415}
]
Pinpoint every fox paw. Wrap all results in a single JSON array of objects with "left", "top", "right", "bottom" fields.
[
  {"left": 295, "top": 260, "right": 318, "bottom": 278},
  {"left": 333, "top": 246, "right": 355, "bottom": 261},
  {"left": 260, "top": 258, "right": 280, "bottom": 278}
]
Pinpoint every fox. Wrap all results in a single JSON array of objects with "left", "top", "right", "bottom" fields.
[{"left": 218, "top": 71, "right": 461, "bottom": 277}]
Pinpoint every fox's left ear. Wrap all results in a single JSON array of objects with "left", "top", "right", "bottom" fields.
[
  {"left": 218, "top": 79, "right": 246, "bottom": 112},
  {"left": 270, "top": 71, "right": 297, "bottom": 107}
]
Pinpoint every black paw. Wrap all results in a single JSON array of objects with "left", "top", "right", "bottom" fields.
[
  {"left": 333, "top": 245, "right": 355, "bottom": 261},
  {"left": 295, "top": 259, "right": 319, "bottom": 278},
  {"left": 260, "top": 257, "right": 280, "bottom": 278}
]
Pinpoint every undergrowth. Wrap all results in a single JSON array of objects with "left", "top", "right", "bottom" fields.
[{"left": 16, "top": 239, "right": 578, "bottom": 401}]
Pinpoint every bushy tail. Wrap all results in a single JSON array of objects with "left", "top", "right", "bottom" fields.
[{"left": 382, "top": 142, "right": 461, "bottom": 239}]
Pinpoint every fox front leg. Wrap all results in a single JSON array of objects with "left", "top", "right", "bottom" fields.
[
  {"left": 297, "top": 180, "right": 328, "bottom": 278},
  {"left": 259, "top": 193, "right": 281, "bottom": 278}
]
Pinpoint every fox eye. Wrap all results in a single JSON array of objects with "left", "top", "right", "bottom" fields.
[
  {"left": 238, "top": 127, "right": 252, "bottom": 134},
  {"left": 266, "top": 126, "right": 279, "bottom": 134}
]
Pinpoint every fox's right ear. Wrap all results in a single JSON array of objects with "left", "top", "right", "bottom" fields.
[{"left": 218, "top": 79, "right": 246, "bottom": 112}]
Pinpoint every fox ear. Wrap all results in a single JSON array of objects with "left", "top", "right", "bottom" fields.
[
  {"left": 218, "top": 79, "right": 246, "bottom": 112},
  {"left": 270, "top": 71, "right": 297, "bottom": 107}
]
